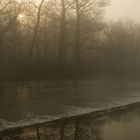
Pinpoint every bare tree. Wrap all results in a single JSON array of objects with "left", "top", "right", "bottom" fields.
[
  {"left": 56, "top": 0, "right": 70, "bottom": 67},
  {"left": 72, "top": 0, "right": 107, "bottom": 65},
  {"left": 28, "top": 0, "right": 45, "bottom": 63},
  {"left": 0, "top": 0, "right": 22, "bottom": 68}
]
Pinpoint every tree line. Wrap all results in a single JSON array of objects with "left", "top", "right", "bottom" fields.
[{"left": 0, "top": 0, "right": 140, "bottom": 80}]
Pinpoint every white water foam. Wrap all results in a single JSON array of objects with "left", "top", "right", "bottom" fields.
[{"left": 1, "top": 94, "right": 140, "bottom": 132}]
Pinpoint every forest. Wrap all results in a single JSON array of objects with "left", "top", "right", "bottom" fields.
[{"left": 0, "top": 0, "right": 140, "bottom": 80}]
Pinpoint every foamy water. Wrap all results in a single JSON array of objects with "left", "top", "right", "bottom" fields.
[{"left": 0, "top": 80, "right": 140, "bottom": 131}]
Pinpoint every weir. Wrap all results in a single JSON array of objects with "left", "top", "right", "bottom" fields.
[{"left": 0, "top": 102, "right": 140, "bottom": 140}]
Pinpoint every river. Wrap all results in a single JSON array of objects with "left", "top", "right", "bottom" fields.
[{"left": 0, "top": 80, "right": 140, "bottom": 130}]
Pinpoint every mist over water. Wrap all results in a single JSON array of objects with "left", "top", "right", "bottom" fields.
[
  {"left": 1, "top": 80, "right": 140, "bottom": 130},
  {"left": 0, "top": 0, "right": 140, "bottom": 138}
]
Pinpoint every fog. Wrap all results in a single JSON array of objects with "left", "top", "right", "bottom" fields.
[
  {"left": 0, "top": 0, "right": 140, "bottom": 80},
  {"left": 1, "top": 0, "right": 140, "bottom": 138},
  {"left": 105, "top": 0, "right": 140, "bottom": 23}
]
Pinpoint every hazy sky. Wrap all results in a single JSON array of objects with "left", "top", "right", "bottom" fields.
[{"left": 105, "top": 0, "right": 140, "bottom": 23}]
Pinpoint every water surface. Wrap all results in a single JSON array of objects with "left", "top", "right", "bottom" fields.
[{"left": 0, "top": 80, "right": 140, "bottom": 130}]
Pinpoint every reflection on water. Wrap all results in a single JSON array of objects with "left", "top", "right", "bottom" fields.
[
  {"left": 16, "top": 85, "right": 30, "bottom": 100},
  {"left": 1, "top": 102, "right": 140, "bottom": 140},
  {"left": 102, "top": 118, "right": 140, "bottom": 140},
  {"left": 102, "top": 107, "right": 140, "bottom": 140}
]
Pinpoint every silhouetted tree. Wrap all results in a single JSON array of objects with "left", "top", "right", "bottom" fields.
[{"left": 28, "top": 0, "right": 45, "bottom": 64}]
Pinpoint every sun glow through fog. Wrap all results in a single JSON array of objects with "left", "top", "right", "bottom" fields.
[{"left": 17, "top": 13, "right": 28, "bottom": 25}]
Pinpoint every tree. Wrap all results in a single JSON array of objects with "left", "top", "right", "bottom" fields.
[
  {"left": 57, "top": 0, "right": 69, "bottom": 67},
  {"left": 72, "top": 0, "right": 107, "bottom": 65},
  {"left": 28, "top": 0, "right": 45, "bottom": 64},
  {"left": 0, "top": 0, "right": 22, "bottom": 75},
  {"left": 103, "top": 20, "right": 140, "bottom": 76}
]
